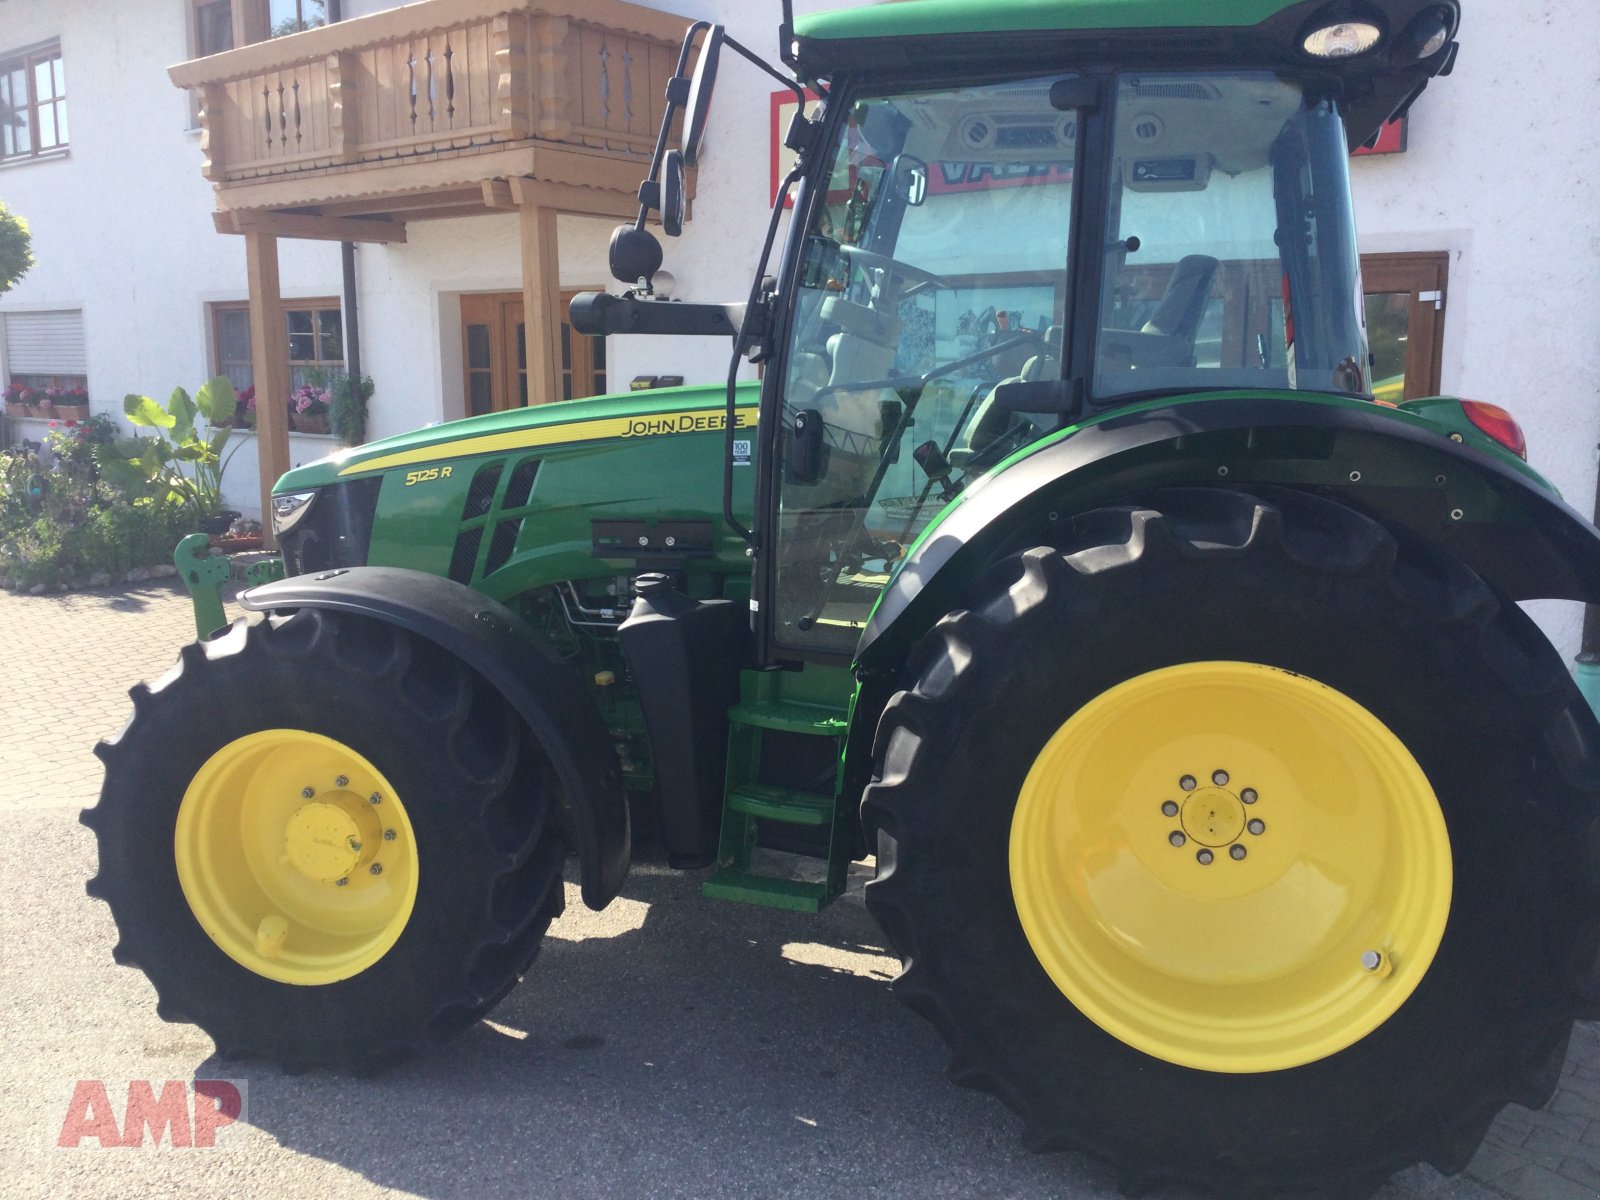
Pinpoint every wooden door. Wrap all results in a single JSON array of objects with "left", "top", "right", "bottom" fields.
[
  {"left": 1361, "top": 252, "right": 1448, "bottom": 402},
  {"left": 462, "top": 290, "right": 607, "bottom": 415}
]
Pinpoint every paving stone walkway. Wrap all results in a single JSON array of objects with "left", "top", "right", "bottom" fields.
[{"left": 2, "top": 579, "right": 1597, "bottom": 1199}]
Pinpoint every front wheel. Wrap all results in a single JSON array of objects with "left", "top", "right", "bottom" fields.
[
  {"left": 864, "top": 488, "right": 1600, "bottom": 1197},
  {"left": 84, "top": 609, "right": 569, "bottom": 1072}
]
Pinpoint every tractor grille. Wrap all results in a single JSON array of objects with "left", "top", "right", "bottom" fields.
[{"left": 280, "top": 477, "right": 382, "bottom": 576}]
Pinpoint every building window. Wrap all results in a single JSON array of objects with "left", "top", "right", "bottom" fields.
[
  {"left": 193, "top": 1, "right": 235, "bottom": 57},
  {"left": 269, "top": 0, "right": 327, "bottom": 37},
  {"left": 211, "top": 298, "right": 346, "bottom": 392},
  {"left": 3, "top": 309, "right": 88, "bottom": 413},
  {"left": 1, "top": 43, "right": 68, "bottom": 162}
]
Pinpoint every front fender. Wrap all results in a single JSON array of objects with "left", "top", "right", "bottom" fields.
[
  {"left": 240, "top": 566, "right": 629, "bottom": 910},
  {"left": 859, "top": 395, "right": 1600, "bottom": 668}
]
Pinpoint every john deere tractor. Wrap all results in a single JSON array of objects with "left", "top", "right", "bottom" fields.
[{"left": 85, "top": 1, "right": 1600, "bottom": 1194}]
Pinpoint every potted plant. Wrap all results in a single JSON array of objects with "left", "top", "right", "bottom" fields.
[
  {"left": 228, "top": 385, "right": 256, "bottom": 430},
  {"left": 55, "top": 386, "right": 89, "bottom": 422},
  {"left": 330, "top": 373, "right": 373, "bottom": 446},
  {"left": 3, "top": 382, "right": 34, "bottom": 418},
  {"left": 289, "top": 383, "right": 331, "bottom": 435}
]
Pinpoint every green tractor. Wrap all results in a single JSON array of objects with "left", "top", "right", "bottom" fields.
[{"left": 85, "top": 0, "right": 1600, "bottom": 1193}]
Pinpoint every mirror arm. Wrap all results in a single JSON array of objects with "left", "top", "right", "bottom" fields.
[
  {"left": 722, "top": 33, "right": 806, "bottom": 106},
  {"left": 634, "top": 21, "right": 713, "bottom": 231}
]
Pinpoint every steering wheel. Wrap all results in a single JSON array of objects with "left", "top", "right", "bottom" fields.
[{"left": 838, "top": 244, "right": 946, "bottom": 291}]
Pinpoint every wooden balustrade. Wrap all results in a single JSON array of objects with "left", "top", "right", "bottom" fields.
[{"left": 170, "top": 0, "right": 686, "bottom": 189}]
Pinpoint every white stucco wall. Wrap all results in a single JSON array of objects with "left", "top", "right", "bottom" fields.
[
  {"left": 0, "top": 3, "right": 346, "bottom": 516},
  {"left": 1348, "top": 1, "right": 1600, "bottom": 655},
  {"left": 2, "top": 0, "right": 1596, "bottom": 658}
]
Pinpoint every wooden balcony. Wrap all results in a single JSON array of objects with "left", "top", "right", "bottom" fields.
[
  {"left": 170, "top": 0, "right": 699, "bottom": 540},
  {"left": 169, "top": 0, "right": 691, "bottom": 223}
]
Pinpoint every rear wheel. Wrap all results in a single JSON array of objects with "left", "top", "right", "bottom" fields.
[
  {"left": 864, "top": 488, "right": 1600, "bottom": 1197},
  {"left": 84, "top": 608, "right": 569, "bottom": 1072}
]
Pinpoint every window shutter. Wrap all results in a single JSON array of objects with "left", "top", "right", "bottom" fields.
[{"left": 3, "top": 310, "right": 87, "bottom": 374}]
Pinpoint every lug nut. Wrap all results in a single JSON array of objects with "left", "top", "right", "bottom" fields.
[
  {"left": 335, "top": 775, "right": 349, "bottom": 788},
  {"left": 1248, "top": 818, "right": 1266, "bottom": 836},
  {"left": 1161, "top": 800, "right": 1180, "bottom": 817},
  {"left": 1230, "top": 845, "right": 1247, "bottom": 860},
  {"left": 383, "top": 829, "right": 397, "bottom": 841},
  {"left": 369, "top": 863, "right": 383, "bottom": 876},
  {"left": 301, "top": 787, "right": 315, "bottom": 798},
  {"left": 335, "top": 878, "right": 348, "bottom": 887},
  {"left": 1196, "top": 849, "right": 1214, "bottom": 865},
  {"left": 1179, "top": 775, "right": 1197, "bottom": 792},
  {"left": 1241, "top": 788, "right": 1258, "bottom": 804},
  {"left": 347, "top": 837, "right": 362, "bottom": 852},
  {"left": 1169, "top": 831, "right": 1187, "bottom": 848},
  {"left": 1361, "top": 950, "right": 1384, "bottom": 972},
  {"left": 1212, "top": 770, "right": 1229, "bottom": 786},
  {"left": 369, "top": 793, "right": 382, "bottom": 805}
]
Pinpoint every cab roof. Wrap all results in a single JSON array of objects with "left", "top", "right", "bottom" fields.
[
  {"left": 790, "top": 0, "right": 1460, "bottom": 149},
  {"left": 795, "top": 0, "right": 1302, "bottom": 43}
]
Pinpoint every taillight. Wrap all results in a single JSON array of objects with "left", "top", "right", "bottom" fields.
[{"left": 1460, "top": 400, "right": 1527, "bottom": 460}]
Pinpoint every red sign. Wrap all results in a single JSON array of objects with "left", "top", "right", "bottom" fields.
[{"left": 1352, "top": 118, "right": 1407, "bottom": 157}]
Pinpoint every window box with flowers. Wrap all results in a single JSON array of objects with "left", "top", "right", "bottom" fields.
[{"left": 5, "top": 380, "right": 88, "bottom": 420}]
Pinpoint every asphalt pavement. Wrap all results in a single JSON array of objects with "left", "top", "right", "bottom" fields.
[{"left": 1, "top": 580, "right": 1597, "bottom": 1200}]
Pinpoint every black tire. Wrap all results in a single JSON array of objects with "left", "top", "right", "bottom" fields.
[
  {"left": 83, "top": 608, "right": 568, "bottom": 1072},
  {"left": 863, "top": 487, "right": 1600, "bottom": 1198}
]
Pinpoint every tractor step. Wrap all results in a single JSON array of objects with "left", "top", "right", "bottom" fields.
[
  {"left": 703, "top": 669, "right": 853, "bottom": 912},
  {"left": 726, "top": 783, "right": 832, "bottom": 826},
  {"left": 726, "top": 699, "right": 848, "bottom": 736},
  {"left": 701, "top": 868, "right": 833, "bottom": 913}
]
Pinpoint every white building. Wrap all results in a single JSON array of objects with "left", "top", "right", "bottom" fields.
[{"left": 2, "top": 0, "right": 1596, "bottom": 653}]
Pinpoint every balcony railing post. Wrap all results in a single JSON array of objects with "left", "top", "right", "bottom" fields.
[
  {"left": 328, "top": 51, "right": 361, "bottom": 163},
  {"left": 531, "top": 14, "right": 572, "bottom": 142},
  {"left": 494, "top": 12, "right": 531, "bottom": 141},
  {"left": 199, "top": 83, "right": 227, "bottom": 181}
]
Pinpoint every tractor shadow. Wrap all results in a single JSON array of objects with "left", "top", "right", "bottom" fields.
[
  {"left": 204, "top": 855, "right": 1121, "bottom": 1199},
  {"left": 202, "top": 854, "right": 1507, "bottom": 1200}
]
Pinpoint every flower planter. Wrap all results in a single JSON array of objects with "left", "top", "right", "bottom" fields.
[
  {"left": 210, "top": 532, "right": 264, "bottom": 553},
  {"left": 292, "top": 412, "right": 329, "bottom": 435},
  {"left": 5, "top": 403, "right": 34, "bottom": 419},
  {"left": 54, "top": 404, "right": 90, "bottom": 422},
  {"left": 198, "top": 510, "right": 243, "bottom": 537}
]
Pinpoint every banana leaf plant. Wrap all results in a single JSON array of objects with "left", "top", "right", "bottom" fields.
[{"left": 98, "top": 378, "right": 244, "bottom": 516}]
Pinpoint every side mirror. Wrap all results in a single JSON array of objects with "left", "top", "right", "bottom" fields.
[
  {"left": 662, "top": 149, "right": 687, "bottom": 238},
  {"left": 682, "top": 25, "right": 723, "bottom": 168},
  {"left": 609, "top": 223, "right": 664, "bottom": 288},
  {"left": 895, "top": 156, "right": 928, "bottom": 207}
]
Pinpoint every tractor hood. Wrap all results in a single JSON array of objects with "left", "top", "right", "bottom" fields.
[{"left": 275, "top": 382, "right": 759, "bottom": 494}]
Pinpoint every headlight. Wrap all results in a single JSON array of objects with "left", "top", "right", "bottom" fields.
[
  {"left": 1301, "top": 20, "right": 1382, "bottom": 58},
  {"left": 1398, "top": 6, "right": 1452, "bottom": 60},
  {"left": 271, "top": 490, "right": 318, "bottom": 537}
]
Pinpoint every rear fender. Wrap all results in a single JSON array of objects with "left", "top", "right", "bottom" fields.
[
  {"left": 858, "top": 396, "right": 1600, "bottom": 669},
  {"left": 240, "top": 567, "right": 628, "bottom": 910}
]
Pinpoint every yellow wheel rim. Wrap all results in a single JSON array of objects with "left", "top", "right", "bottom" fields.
[
  {"left": 1010, "top": 661, "right": 1451, "bottom": 1074},
  {"left": 175, "top": 730, "right": 419, "bottom": 986}
]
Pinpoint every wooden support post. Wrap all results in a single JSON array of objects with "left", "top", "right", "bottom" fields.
[
  {"left": 244, "top": 230, "right": 291, "bottom": 547},
  {"left": 516, "top": 198, "right": 563, "bottom": 408}
]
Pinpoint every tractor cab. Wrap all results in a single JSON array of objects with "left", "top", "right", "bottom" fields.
[
  {"left": 574, "top": 0, "right": 1464, "bottom": 664},
  {"left": 767, "top": 66, "right": 1371, "bottom": 655}
]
